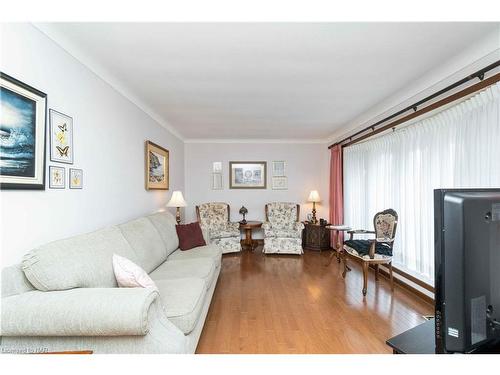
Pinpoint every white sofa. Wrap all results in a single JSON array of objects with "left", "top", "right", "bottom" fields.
[{"left": 0, "top": 211, "right": 221, "bottom": 354}]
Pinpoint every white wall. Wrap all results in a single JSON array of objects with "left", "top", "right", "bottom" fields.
[
  {"left": 0, "top": 23, "right": 184, "bottom": 266},
  {"left": 184, "top": 142, "right": 330, "bottom": 239},
  {"left": 328, "top": 26, "right": 500, "bottom": 143}
]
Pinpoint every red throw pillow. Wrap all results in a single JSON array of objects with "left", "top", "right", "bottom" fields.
[{"left": 175, "top": 222, "right": 206, "bottom": 251}]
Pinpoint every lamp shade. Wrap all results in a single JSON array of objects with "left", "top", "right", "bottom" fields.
[
  {"left": 307, "top": 190, "right": 321, "bottom": 203},
  {"left": 166, "top": 191, "right": 187, "bottom": 207}
]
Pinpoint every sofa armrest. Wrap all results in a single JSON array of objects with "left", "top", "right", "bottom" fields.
[
  {"left": 261, "top": 221, "right": 272, "bottom": 236},
  {"left": 227, "top": 221, "right": 240, "bottom": 233},
  {"left": 200, "top": 225, "right": 211, "bottom": 243},
  {"left": 1, "top": 287, "right": 160, "bottom": 337},
  {"left": 293, "top": 222, "right": 305, "bottom": 232}
]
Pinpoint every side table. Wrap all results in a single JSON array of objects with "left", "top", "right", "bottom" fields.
[
  {"left": 239, "top": 221, "right": 262, "bottom": 251},
  {"left": 325, "top": 225, "right": 352, "bottom": 267},
  {"left": 302, "top": 223, "right": 331, "bottom": 251}
]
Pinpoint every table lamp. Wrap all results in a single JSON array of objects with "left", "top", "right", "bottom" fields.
[
  {"left": 166, "top": 191, "right": 187, "bottom": 224},
  {"left": 239, "top": 206, "right": 248, "bottom": 224},
  {"left": 307, "top": 190, "right": 321, "bottom": 224}
]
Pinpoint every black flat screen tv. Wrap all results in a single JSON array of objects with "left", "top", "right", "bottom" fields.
[{"left": 434, "top": 188, "right": 500, "bottom": 353}]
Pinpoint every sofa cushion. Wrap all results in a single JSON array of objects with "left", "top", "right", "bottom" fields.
[
  {"left": 147, "top": 211, "right": 179, "bottom": 257},
  {"left": 113, "top": 254, "right": 158, "bottom": 289},
  {"left": 149, "top": 258, "right": 216, "bottom": 290},
  {"left": 155, "top": 278, "right": 206, "bottom": 335},
  {"left": 167, "top": 244, "right": 222, "bottom": 269},
  {"left": 263, "top": 228, "right": 302, "bottom": 239},
  {"left": 118, "top": 217, "right": 167, "bottom": 273},
  {"left": 176, "top": 222, "right": 206, "bottom": 250},
  {"left": 22, "top": 226, "right": 137, "bottom": 291}
]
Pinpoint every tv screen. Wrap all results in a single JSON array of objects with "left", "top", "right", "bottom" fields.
[{"left": 434, "top": 189, "right": 500, "bottom": 353}]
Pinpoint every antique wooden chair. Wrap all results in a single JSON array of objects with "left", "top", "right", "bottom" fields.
[{"left": 342, "top": 209, "right": 398, "bottom": 295}]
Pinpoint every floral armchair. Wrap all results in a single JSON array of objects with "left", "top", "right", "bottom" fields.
[
  {"left": 262, "top": 202, "right": 304, "bottom": 255},
  {"left": 196, "top": 202, "right": 241, "bottom": 254},
  {"left": 342, "top": 208, "right": 398, "bottom": 296}
]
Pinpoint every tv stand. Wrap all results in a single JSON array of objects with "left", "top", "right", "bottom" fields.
[{"left": 386, "top": 320, "right": 500, "bottom": 354}]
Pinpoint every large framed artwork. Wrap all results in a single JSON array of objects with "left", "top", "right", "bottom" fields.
[
  {"left": 229, "top": 161, "right": 267, "bottom": 189},
  {"left": 145, "top": 140, "right": 169, "bottom": 190},
  {"left": 0, "top": 72, "right": 47, "bottom": 190},
  {"left": 49, "top": 109, "right": 73, "bottom": 164}
]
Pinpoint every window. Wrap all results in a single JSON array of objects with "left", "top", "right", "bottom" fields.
[{"left": 343, "top": 83, "right": 500, "bottom": 283}]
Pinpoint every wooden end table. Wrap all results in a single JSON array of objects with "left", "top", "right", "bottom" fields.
[
  {"left": 239, "top": 221, "right": 262, "bottom": 251},
  {"left": 325, "top": 225, "right": 352, "bottom": 267}
]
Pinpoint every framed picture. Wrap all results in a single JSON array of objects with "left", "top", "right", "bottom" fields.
[
  {"left": 48, "top": 166, "right": 65, "bottom": 189},
  {"left": 229, "top": 161, "right": 267, "bottom": 189},
  {"left": 212, "top": 161, "right": 222, "bottom": 173},
  {"left": 69, "top": 168, "right": 83, "bottom": 189},
  {"left": 0, "top": 72, "right": 47, "bottom": 190},
  {"left": 212, "top": 173, "right": 223, "bottom": 190},
  {"left": 145, "top": 140, "right": 169, "bottom": 190},
  {"left": 272, "top": 161, "right": 286, "bottom": 176},
  {"left": 272, "top": 176, "right": 288, "bottom": 190},
  {"left": 49, "top": 109, "right": 73, "bottom": 164}
]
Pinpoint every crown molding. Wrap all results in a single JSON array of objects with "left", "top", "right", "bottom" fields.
[
  {"left": 31, "top": 23, "right": 185, "bottom": 141},
  {"left": 184, "top": 138, "right": 328, "bottom": 144}
]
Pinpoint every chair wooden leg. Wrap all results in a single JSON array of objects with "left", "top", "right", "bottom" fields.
[
  {"left": 388, "top": 262, "right": 394, "bottom": 291},
  {"left": 375, "top": 264, "right": 379, "bottom": 281},
  {"left": 342, "top": 252, "right": 348, "bottom": 278},
  {"left": 362, "top": 262, "right": 368, "bottom": 296}
]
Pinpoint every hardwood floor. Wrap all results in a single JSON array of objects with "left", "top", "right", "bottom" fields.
[{"left": 196, "top": 247, "right": 433, "bottom": 354}]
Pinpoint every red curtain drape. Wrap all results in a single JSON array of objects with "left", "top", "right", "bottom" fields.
[{"left": 329, "top": 145, "right": 344, "bottom": 247}]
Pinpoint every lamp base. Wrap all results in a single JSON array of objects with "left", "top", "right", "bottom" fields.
[
  {"left": 175, "top": 207, "right": 181, "bottom": 225},
  {"left": 311, "top": 202, "right": 318, "bottom": 224}
]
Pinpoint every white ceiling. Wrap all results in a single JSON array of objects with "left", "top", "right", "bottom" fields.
[{"left": 38, "top": 22, "right": 498, "bottom": 141}]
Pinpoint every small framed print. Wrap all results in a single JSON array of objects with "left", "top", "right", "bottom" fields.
[
  {"left": 212, "top": 162, "right": 222, "bottom": 173},
  {"left": 145, "top": 140, "right": 169, "bottom": 190},
  {"left": 48, "top": 166, "right": 65, "bottom": 189},
  {"left": 272, "top": 176, "right": 288, "bottom": 190},
  {"left": 50, "top": 109, "right": 74, "bottom": 164},
  {"left": 212, "top": 173, "right": 223, "bottom": 190},
  {"left": 69, "top": 168, "right": 83, "bottom": 189},
  {"left": 272, "top": 161, "right": 286, "bottom": 177}
]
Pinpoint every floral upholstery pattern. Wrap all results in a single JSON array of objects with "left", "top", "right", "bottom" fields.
[
  {"left": 266, "top": 202, "right": 298, "bottom": 229},
  {"left": 197, "top": 202, "right": 241, "bottom": 254},
  {"left": 263, "top": 202, "right": 304, "bottom": 255},
  {"left": 262, "top": 222, "right": 303, "bottom": 239},
  {"left": 374, "top": 213, "right": 397, "bottom": 239}
]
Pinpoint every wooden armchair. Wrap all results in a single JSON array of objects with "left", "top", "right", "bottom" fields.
[{"left": 342, "top": 209, "right": 398, "bottom": 296}]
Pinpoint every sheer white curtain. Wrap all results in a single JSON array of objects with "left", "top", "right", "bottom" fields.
[{"left": 343, "top": 82, "right": 500, "bottom": 283}]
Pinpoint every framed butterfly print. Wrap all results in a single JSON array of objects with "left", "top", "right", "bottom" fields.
[
  {"left": 69, "top": 168, "right": 83, "bottom": 189},
  {"left": 48, "top": 166, "right": 65, "bottom": 189},
  {"left": 49, "top": 109, "right": 73, "bottom": 164}
]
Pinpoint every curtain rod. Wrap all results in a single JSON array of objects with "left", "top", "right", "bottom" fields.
[{"left": 328, "top": 60, "right": 500, "bottom": 149}]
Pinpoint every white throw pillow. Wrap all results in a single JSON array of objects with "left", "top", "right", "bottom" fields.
[{"left": 112, "top": 254, "right": 158, "bottom": 290}]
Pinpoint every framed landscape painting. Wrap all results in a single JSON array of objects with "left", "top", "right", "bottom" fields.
[
  {"left": 0, "top": 72, "right": 47, "bottom": 190},
  {"left": 229, "top": 161, "right": 267, "bottom": 189},
  {"left": 145, "top": 140, "right": 169, "bottom": 190},
  {"left": 49, "top": 109, "right": 73, "bottom": 164}
]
